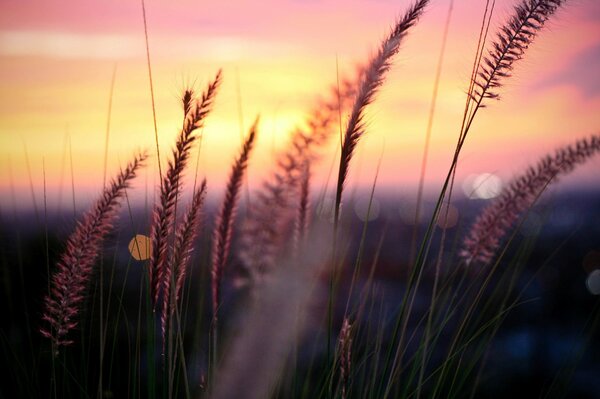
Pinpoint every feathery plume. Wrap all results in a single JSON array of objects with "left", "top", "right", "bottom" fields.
[
  {"left": 173, "top": 179, "right": 207, "bottom": 305},
  {"left": 236, "top": 62, "right": 357, "bottom": 282},
  {"left": 438, "top": 0, "right": 567, "bottom": 266},
  {"left": 338, "top": 317, "right": 353, "bottom": 399},
  {"left": 334, "top": 0, "right": 429, "bottom": 225},
  {"left": 212, "top": 224, "right": 333, "bottom": 399},
  {"left": 160, "top": 179, "right": 207, "bottom": 348},
  {"left": 211, "top": 117, "right": 259, "bottom": 319},
  {"left": 461, "top": 134, "right": 600, "bottom": 265},
  {"left": 470, "top": 0, "right": 565, "bottom": 106},
  {"left": 41, "top": 151, "right": 147, "bottom": 348},
  {"left": 293, "top": 162, "right": 311, "bottom": 256},
  {"left": 149, "top": 70, "right": 221, "bottom": 306}
]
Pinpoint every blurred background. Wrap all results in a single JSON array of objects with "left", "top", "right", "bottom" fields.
[{"left": 0, "top": 0, "right": 599, "bottom": 206}]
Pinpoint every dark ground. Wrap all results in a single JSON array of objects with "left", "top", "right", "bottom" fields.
[{"left": 1, "top": 187, "right": 598, "bottom": 398}]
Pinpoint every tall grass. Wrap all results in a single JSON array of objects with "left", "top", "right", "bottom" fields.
[
  {"left": 461, "top": 135, "right": 600, "bottom": 266},
  {"left": 2, "top": 0, "right": 599, "bottom": 398},
  {"left": 333, "top": 0, "right": 429, "bottom": 228},
  {"left": 211, "top": 117, "right": 259, "bottom": 371},
  {"left": 41, "top": 152, "right": 147, "bottom": 349}
]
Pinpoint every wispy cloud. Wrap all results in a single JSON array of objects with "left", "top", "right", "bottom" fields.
[
  {"left": 0, "top": 30, "right": 142, "bottom": 59},
  {"left": 532, "top": 44, "right": 600, "bottom": 99},
  {"left": 0, "top": 30, "right": 301, "bottom": 61}
]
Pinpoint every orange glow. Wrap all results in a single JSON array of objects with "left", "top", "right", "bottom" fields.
[
  {"left": 128, "top": 234, "right": 152, "bottom": 261},
  {"left": 1, "top": 0, "right": 599, "bottom": 210}
]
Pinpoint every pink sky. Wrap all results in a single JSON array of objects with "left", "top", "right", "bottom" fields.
[{"left": 0, "top": 0, "right": 599, "bottom": 210}]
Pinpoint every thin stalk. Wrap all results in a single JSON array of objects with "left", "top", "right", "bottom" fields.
[
  {"left": 22, "top": 140, "right": 40, "bottom": 224},
  {"left": 141, "top": 0, "right": 162, "bottom": 181},
  {"left": 343, "top": 151, "right": 383, "bottom": 318},
  {"left": 410, "top": 0, "right": 454, "bottom": 265},
  {"left": 99, "top": 65, "right": 118, "bottom": 393},
  {"left": 379, "top": 3, "right": 496, "bottom": 392},
  {"left": 413, "top": 5, "right": 454, "bottom": 395},
  {"left": 68, "top": 133, "right": 76, "bottom": 218}
]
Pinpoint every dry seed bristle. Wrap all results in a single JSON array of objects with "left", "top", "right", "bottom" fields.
[
  {"left": 211, "top": 117, "right": 259, "bottom": 319},
  {"left": 149, "top": 70, "right": 222, "bottom": 306},
  {"left": 41, "top": 151, "right": 147, "bottom": 347},
  {"left": 461, "top": 135, "right": 600, "bottom": 265}
]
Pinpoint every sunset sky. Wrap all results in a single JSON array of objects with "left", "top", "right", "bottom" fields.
[{"left": 0, "top": 0, "right": 599, "bottom": 210}]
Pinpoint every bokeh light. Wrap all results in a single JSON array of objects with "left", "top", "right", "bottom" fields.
[
  {"left": 462, "top": 173, "right": 503, "bottom": 200},
  {"left": 585, "top": 269, "right": 600, "bottom": 295},
  {"left": 354, "top": 196, "right": 381, "bottom": 222},
  {"left": 436, "top": 204, "right": 459, "bottom": 229},
  {"left": 128, "top": 234, "right": 152, "bottom": 261}
]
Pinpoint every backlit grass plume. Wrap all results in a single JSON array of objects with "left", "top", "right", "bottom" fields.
[
  {"left": 461, "top": 134, "right": 600, "bottom": 265},
  {"left": 470, "top": 0, "right": 565, "bottom": 106},
  {"left": 237, "top": 74, "right": 357, "bottom": 282},
  {"left": 161, "top": 179, "right": 207, "bottom": 349},
  {"left": 172, "top": 179, "right": 207, "bottom": 306},
  {"left": 149, "top": 70, "right": 221, "bottom": 306},
  {"left": 41, "top": 151, "right": 147, "bottom": 348},
  {"left": 211, "top": 117, "right": 259, "bottom": 320},
  {"left": 338, "top": 317, "right": 353, "bottom": 399},
  {"left": 293, "top": 162, "right": 311, "bottom": 256},
  {"left": 334, "top": 0, "right": 429, "bottom": 225}
]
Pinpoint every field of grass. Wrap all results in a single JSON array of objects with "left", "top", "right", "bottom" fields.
[{"left": 1, "top": 0, "right": 599, "bottom": 398}]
